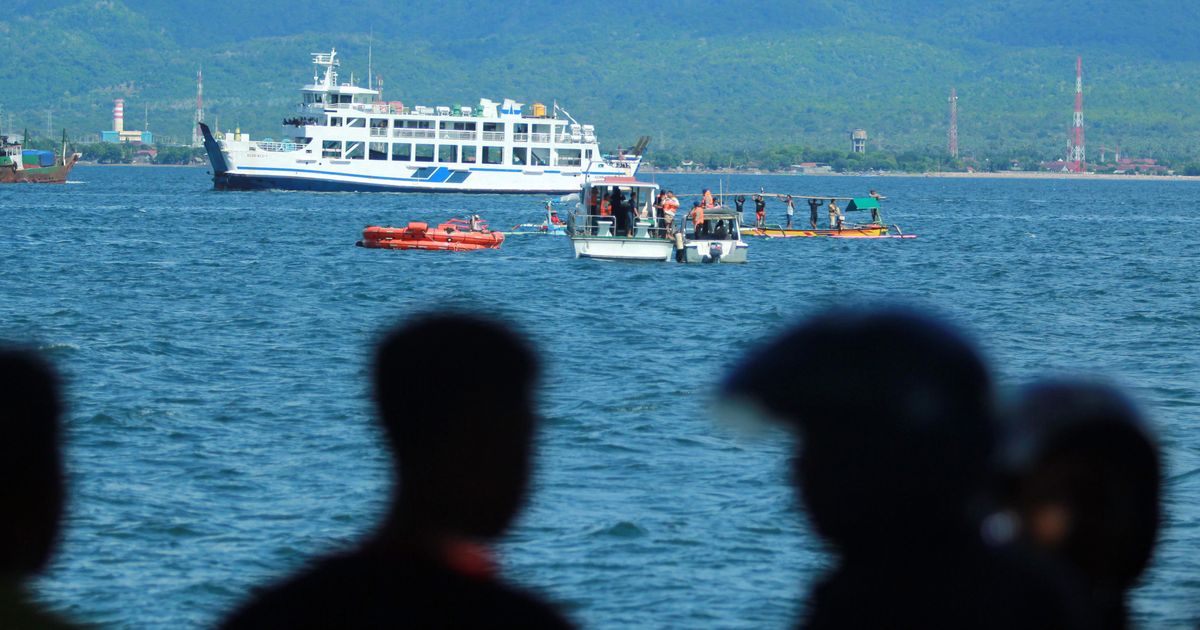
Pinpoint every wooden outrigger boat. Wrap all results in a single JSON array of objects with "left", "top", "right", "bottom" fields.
[
  {"left": 680, "top": 192, "right": 915, "bottom": 239},
  {"left": 742, "top": 224, "right": 897, "bottom": 238}
]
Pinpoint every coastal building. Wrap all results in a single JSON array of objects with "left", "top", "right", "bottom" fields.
[
  {"left": 851, "top": 129, "right": 867, "bottom": 154},
  {"left": 100, "top": 99, "right": 153, "bottom": 144}
]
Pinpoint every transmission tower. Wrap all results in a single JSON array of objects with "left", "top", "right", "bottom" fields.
[
  {"left": 948, "top": 88, "right": 959, "bottom": 159},
  {"left": 1068, "top": 56, "right": 1085, "bottom": 172},
  {"left": 192, "top": 66, "right": 205, "bottom": 147}
]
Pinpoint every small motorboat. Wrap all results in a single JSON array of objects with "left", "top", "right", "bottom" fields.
[
  {"left": 357, "top": 216, "right": 504, "bottom": 251},
  {"left": 506, "top": 201, "right": 568, "bottom": 236},
  {"left": 676, "top": 208, "right": 748, "bottom": 263}
]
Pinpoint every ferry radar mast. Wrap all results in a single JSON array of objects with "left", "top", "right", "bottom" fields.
[{"left": 312, "top": 49, "right": 340, "bottom": 89}]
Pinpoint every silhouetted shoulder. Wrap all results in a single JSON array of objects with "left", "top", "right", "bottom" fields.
[
  {"left": 221, "top": 550, "right": 573, "bottom": 630},
  {"left": 802, "top": 542, "right": 1094, "bottom": 630}
]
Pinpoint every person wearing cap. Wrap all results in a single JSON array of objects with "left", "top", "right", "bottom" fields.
[
  {"left": 720, "top": 308, "right": 1093, "bottom": 630},
  {"left": 1000, "top": 380, "right": 1161, "bottom": 630}
]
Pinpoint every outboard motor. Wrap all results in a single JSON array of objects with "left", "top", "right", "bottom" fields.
[{"left": 703, "top": 241, "right": 723, "bottom": 264}]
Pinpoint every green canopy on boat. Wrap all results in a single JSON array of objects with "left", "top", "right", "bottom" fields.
[{"left": 844, "top": 197, "right": 881, "bottom": 212}]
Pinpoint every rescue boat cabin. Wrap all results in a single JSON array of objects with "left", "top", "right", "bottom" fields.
[{"left": 577, "top": 177, "right": 665, "bottom": 238}]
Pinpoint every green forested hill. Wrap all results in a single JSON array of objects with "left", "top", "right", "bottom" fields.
[{"left": 3, "top": 1, "right": 1198, "bottom": 163}]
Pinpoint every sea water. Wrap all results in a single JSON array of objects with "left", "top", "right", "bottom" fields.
[{"left": 2, "top": 167, "right": 1197, "bottom": 628}]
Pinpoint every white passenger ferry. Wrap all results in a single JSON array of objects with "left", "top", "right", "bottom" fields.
[{"left": 200, "top": 49, "right": 643, "bottom": 193}]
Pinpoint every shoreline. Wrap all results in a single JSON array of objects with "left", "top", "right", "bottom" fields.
[
  {"left": 76, "top": 163, "right": 1200, "bottom": 182},
  {"left": 642, "top": 168, "right": 1200, "bottom": 182}
]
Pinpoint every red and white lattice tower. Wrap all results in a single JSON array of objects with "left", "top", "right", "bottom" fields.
[
  {"left": 1068, "top": 56, "right": 1085, "bottom": 172},
  {"left": 113, "top": 98, "right": 125, "bottom": 133},
  {"left": 948, "top": 87, "right": 959, "bottom": 159},
  {"left": 192, "top": 67, "right": 205, "bottom": 147}
]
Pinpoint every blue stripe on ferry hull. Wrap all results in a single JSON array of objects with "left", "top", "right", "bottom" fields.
[{"left": 212, "top": 173, "right": 575, "bottom": 194}]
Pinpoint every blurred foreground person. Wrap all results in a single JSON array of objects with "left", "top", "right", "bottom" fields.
[
  {"left": 222, "top": 314, "right": 572, "bottom": 629},
  {"left": 0, "top": 349, "right": 79, "bottom": 629},
  {"left": 722, "top": 308, "right": 1091, "bottom": 630},
  {"left": 1002, "top": 380, "right": 1162, "bottom": 630}
]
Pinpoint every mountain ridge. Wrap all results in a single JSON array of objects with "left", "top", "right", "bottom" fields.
[{"left": 3, "top": 1, "right": 1197, "bottom": 161}]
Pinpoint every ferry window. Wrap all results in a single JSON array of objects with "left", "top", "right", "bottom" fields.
[
  {"left": 330, "top": 117, "right": 343, "bottom": 127},
  {"left": 391, "top": 143, "right": 412, "bottom": 161},
  {"left": 461, "top": 146, "right": 477, "bottom": 163},
  {"left": 369, "top": 142, "right": 387, "bottom": 160},
  {"left": 438, "top": 145, "right": 458, "bottom": 163},
  {"left": 483, "top": 122, "right": 505, "bottom": 132},
  {"left": 557, "top": 148, "right": 581, "bottom": 166},
  {"left": 415, "top": 144, "right": 435, "bottom": 162},
  {"left": 370, "top": 118, "right": 388, "bottom": 129},
  {"left": 532, "top": 124, "right": 551, "bottom": 134},
  {"left": 585, "top": 149, "right": 593, "bottom": 159},
  {"left": 531, "top": 147, "right": 550, "bottom": 166},
  {"left": 405, "top": 120, "right": 433, "bottom": 129},
  {"left": 322, "top": 140, "right": 341, "bottom": 158},
  {"left": 346, "top": 142, "right": 365, "bottom": 159},
  {"left": 512, "top": 147, "right": 527, "bottom": 165},
  {"left": 514, "top": 123, "right": 529, "bottom": 134},
  {"left": 347, "top": 118, "right": 366, "bottom": 128},
  {"left": 455, "top": 122, "right": 476, "bottom": 131},
  {"left": 482, "top": 146, "right": 503, "bottom": 164}
]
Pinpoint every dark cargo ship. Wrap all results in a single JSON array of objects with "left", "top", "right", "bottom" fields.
[{"left": 1, "top": 131, "right": 79, "bottom": 184}]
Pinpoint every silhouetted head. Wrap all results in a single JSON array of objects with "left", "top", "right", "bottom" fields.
[
  {"left": 0, "top": 348, "right": 64, "bottom": 577},
  {"left": 373, "top": 315, "right": 539, "bottom": 541},
  {"left": 723, "top": 308, "right": 993, "bottom": 555},
  {"left": 1002, "top": 380, "right": 1161, "bottom": 591}
]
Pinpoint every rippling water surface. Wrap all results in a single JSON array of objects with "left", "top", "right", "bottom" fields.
[{"left": 2, "top": 167, "right": 1197, "bottom": 628}]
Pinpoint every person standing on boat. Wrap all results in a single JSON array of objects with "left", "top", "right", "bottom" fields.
[
  {"left": 662, "top": 191, "right": 680, "bottom": 236},
  {"left": 689, "top": 202, "right": 706, "bottom": 239},
  {"left": 777, "top": 194, "right": 796, "bottom": 229},
  {"left": 702, "top": 189, "right": 715, "bottom": 209},
  {"left": 808, "top": 198, "right": 823, "bottom": 230},
  {"left": 734, "top": 195, "right": 746, "bottom": 225},
  {"left": 828, "top": 199, "right": 842, "bottom": 230},
  {"left": 753, "top": 194, "right": 766, "bottom": 228},
  {"left": 868, "top": 190, "right": 886, "bottom": 224}
]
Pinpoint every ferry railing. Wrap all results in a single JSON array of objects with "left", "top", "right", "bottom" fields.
[
  {"left": 481, "top": 131, "right": 505, "bottom": 141},
  {"left": 530, "top": 133, "right": 551, "bottom": 143},
  {"left": 556, "top": 158, "right": 582, "bottom": 166},
  {"left": 439, "top": 130, "right": 477, "bottom": 140},
  {"left": 369, "top": 128, "right": 388, "bottom": 137},
  {"left": 513, "top": 133, "right": 529, "bottom": 142},
  {"left": 393, "top": 129, "right": 436, "bottom": 139},
  {"left": 570, "top": 212, "right": 674, "bottom": 239},
  {"left": 555, "top": 135, "right": 583, "bottom": 144}
]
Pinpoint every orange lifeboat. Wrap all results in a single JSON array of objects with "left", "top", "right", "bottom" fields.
[{"left": 357, "top": 218, "right": 505, "bottom": 252}]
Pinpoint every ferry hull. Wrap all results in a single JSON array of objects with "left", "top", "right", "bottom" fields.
[
  {"left": 0, "top": 155, "right": 78, "bottom": 184},
  {"left": 213, "top": 171, "right": 579, "bottom": 194},
  {"left": 571, "top": 236, "right": 673, "bottom": 261}
]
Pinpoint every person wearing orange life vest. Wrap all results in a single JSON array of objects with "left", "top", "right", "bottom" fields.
[
  {"left": 702, "top": 189, "right": 715, "bottom": 209},
  {"left": 661, "top": 191, "right": 680, "bottom": 236},
  {"left": 688, "top": 202, "right": 706, "bottom": 239}
]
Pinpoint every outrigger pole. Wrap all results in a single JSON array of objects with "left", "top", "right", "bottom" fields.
[{"left": 673, "top": 192, "right": 862, "bottom": 201}]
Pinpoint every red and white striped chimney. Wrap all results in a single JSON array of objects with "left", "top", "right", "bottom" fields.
[{"left": 113, "top": 98, "right": 125, "bottom": 133}]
